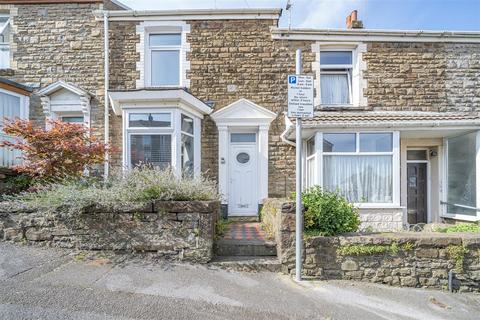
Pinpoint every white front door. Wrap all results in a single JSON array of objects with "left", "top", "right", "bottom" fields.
[{"left": 228, "top": 133, "right": 258, "bottom": 216}]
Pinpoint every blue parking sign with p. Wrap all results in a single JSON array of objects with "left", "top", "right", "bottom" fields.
[{"left": 288, "top": 75, "right": 297, "bottom": 84}]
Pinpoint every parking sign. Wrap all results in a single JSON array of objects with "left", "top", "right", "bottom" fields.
[{"left": 287, "top": 75, "right": 314, "bottom": 118}]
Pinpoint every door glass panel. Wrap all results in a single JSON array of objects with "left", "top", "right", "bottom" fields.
[
  {"left": 130, "top": 134, "right": 171, "bottom": 169},
  {"left": 407, "top": 150, "right": 427, "bottom": 161},
  {"left": 231, "top": 133, "right": 256, "bottom": 143},
  {"left": 447, "top": 132, "right": 477, "bottom": 216},
  {"left": 236, "top": 152, "right": 250, "bottom": 164},
  {"left": 359, "top": 133, "right": 392, "bottom": 152},
  {"left": 323, "top": 133, "right": 356, "bottom": 152}
]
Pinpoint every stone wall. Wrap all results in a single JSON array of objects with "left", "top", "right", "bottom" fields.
[
  {"left": 5, "top": 2, "right": 106, "bottom": 134},
  {"left": 262, "top": 199, "right": 480, "bottom": 292},
  {"left": 0, "top": 200, "right": 219, "bottom": 263},
  {"left": 364, "top": 42, "right": 480, "bottom": 112}
]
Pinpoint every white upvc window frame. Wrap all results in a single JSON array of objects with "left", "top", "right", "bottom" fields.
[
  {"left": 309, "top": 130, "right": 400, "bottom": 207},
  {"left": 304, "top": 136, "right": 316, "bottom": 189},
  {"left": 441, "top": 130, "right": 480, "bottom": 222},
  {"left": 0, "top": 88, "right": 29, "bottom": 167},
  {"left": 122, "top": 107, "right": 201, "bottom": 177},
  {"left": 0, "top": 14, "right": 11, "bottom": 69},
  {"left": 145, "top": 31, "right": 182, "bottom": 88},
  {"left": 319, "top": 48, "right": 354, "bottom": 106}
]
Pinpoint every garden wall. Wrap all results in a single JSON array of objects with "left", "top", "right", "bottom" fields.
[
  {"left": 0, "top": 200, "right": 219, "bottom": 263},
  {"left": 262, "top": 199, "right": 480, "bottom": 292}
]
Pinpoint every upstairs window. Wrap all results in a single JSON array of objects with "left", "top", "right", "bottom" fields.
[
  {"left": 320, "top": 51, "right": 353, "bottom": 105},
  {"left": 0, "top": 13, "right": 10, "bottom": 69},
  {"left": 149, "top": 33, "right": 181, "bottom": 86}
]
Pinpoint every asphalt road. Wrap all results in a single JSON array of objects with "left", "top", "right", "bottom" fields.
[{"left": 0, "top": 242, "right": 479, "bottom": 320}]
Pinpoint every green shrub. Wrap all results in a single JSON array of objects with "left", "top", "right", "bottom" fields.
[
  {"left": 436, "top": 223, "right": 480, "bottom": 233},
  {"left": 0, "top": 174, "right": 32, "bottom": 197},
  {"left": 1, "top": 166, "right": 218, "bottom": 217},
  {"left": 302, "top": 186, "right": 360, "bottom": 236}
]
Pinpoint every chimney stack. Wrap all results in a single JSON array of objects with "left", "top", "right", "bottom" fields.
[{"left": 346, "top": 10, "right": 363, "bottom": 29}]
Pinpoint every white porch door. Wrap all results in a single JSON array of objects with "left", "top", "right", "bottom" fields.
[{"left": 228, "top": 137, "right": 258, "bottom": 216}]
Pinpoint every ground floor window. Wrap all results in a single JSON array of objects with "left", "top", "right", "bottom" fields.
[
  {"left": 306, "top": 131, "right": 399, "bottom": 205},
  {"left": 444, "top": 131, "right": 479, "bottom": 220},
  {"left": 123, "top": 109, "right": 200, "bottom": 176}
]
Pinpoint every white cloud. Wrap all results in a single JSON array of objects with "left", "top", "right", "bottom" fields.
[{"left": 299, "top": 0, "right": 365, "bottom": 29}]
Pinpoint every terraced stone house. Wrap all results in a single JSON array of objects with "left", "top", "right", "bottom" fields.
[{"left": 0, "top": 0, "right": 479, "bottom": 230}]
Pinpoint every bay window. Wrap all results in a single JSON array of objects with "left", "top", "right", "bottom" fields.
[
  {"left": 124, "top": 109, "right": 200, "bottom": 176},
  {"left": 320, "top": 51, "right": 353, "bottom": 105},
  {"left": 314, "top": 131, "right": 399, "bottom": 205},
  {"left": 148, "top": 33, "right": 181, "bottom": 87},
  {"left": 444, "top": 131, "right": 480, "bottom": 220}
]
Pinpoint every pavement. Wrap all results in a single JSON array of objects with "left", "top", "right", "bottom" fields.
[{"left": 0, "top": 242, "right": 479, "bottom": 320}]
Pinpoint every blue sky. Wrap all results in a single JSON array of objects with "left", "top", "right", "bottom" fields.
[{"left": 119, "top": 0, "right": 480, "bottom": 31}]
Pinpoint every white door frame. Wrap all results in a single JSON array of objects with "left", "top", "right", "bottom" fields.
[{"left": 211, "top": 99, "right": 276, "bottom": 215}]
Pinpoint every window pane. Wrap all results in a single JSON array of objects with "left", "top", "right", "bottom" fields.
[
  {"left": 181, "top": 114, "right": 194, "bottom": 134},
  {"left": 407, "top": 150, "right": 427, "bottom": 161},
  {"left": 0, "top": 91, "right": 21, "bottom": 167},
  {"left": 320, "top": 74, "right": 350, "bottom": 104},
  {"left": 130, "top": 135, "right": 171, "bottom": 169},
  {"left": 360, "top": 133, "right": 393, "bottom": 152},
  {"left": 61, "top": 116, "right": 84, "bottom": 123},
  {"left": 151, "top": 51, "right": 180, "bottom": 86},
  {"left": 323, "top": 155, "right": 393, "bottom": 203},
  {"left": 181, "top": 134, "right": 194, "bottom": 175},
  {"left": 320, "top": 51, "right": 352, "bottom": 65},
  {"left": 447, "top": 133, "right": 477, "bottom": 216},
  {"left": 323, "top": 133, "right": 356, "bottom": 152},
  {"left": 129, "top": 113, "right": 170, "bottom": 128},
  {"left": 149, "top": 34, "right": 181, "bottom": 46},
  {"left": 231, "top": 133, "right": 256, "bottom": 143},
  {"left": 307, "top": 138, "right": 315, "bottom": 156}
]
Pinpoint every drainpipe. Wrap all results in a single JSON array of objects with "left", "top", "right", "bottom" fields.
[{"left": 103, "top": 11, "right": 110, "bottom": 179}]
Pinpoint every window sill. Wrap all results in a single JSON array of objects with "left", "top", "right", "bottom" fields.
[
  {"left": 317, "top": 105, "right": 372, "bottom": 111},
  {"left": 355, "top": 204, "right": 404, "bottom": 210}
]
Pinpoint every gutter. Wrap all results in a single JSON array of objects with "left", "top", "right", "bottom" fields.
[
  {"left": 93, "top": 8, "right": 282, "bottom": 21},
  {"left": 103, "top": 11, "right": 110, "bottom": 178}
]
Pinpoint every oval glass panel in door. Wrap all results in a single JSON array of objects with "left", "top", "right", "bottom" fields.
[{"left": 236, "top": 152, "right": 250, "bottom": 164}]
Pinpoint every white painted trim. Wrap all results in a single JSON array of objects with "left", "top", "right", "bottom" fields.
[
  {"left": 108, "top": 89, "right": 212, "bottom": 116},
  {"left": 95, "top": 8, "right": 281, "bottom": 21},
  {"left": 272, "top": 28, "right": 480, "bottom": 43},
  {"left": 136, "top": 21, "right": 191, "bottom": 89},
  {"left": 212, "top": 99, "right": 276, "bottom": 213}
]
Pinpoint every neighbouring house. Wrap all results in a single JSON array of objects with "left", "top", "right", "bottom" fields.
[{"left": 0, "top": 1, "right": 479, "bottom": 231}]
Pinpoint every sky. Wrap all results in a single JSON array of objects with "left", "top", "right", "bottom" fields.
[{"left": 119, "top": 0, "right": 480, "bottom": 31}]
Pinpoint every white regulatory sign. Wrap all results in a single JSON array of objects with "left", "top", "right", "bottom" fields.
[{"left": 287, "top": 75, "right": 314, "bottom": 118}]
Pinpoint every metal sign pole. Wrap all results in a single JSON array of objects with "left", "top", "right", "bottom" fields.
[{"left": 295, "top": 49, "right": 303, "bottom": 282}]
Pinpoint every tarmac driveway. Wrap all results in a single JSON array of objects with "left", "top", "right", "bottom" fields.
[{"left": 0, "top": 242, "right": 479, "bottom": 320}]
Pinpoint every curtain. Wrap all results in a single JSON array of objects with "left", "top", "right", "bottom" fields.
[
  {"left": 321, "top": 74, "right": 350, "bottom": 104},
  {"left": 0, "top": 91, "right": 21, "bottom": 167},
  {"left": 324, "top": 155, "right": 392, "bottom": 203},
  {"left": 130, "top": 135, "right": 171, "bottom": 169}
]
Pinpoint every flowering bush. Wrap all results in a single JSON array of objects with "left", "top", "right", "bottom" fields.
[
  {"left": 1, "top": 166, "right": 218, "bottom": 217},
  {"left": 1, "top": 119, "right": 108, "bottom": 182}
]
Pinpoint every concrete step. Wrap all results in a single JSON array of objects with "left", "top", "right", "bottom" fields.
[
  {"left": 210, "top": 256, "right": 282, "bottom": 273},
  {"left": 227, "top": 216, "right": 260, "bottom": 222},
  {"left": 215, "top": 239, "right": 277, "bottom": 257}
]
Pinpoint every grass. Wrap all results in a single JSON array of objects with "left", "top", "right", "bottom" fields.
[
  {"left": 337, "top": 242, "right": 414, "bottom": 256},
  {"left": 435, "top": 223, "right": 480, "bottom": 233}
]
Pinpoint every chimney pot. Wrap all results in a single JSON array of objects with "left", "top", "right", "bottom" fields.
[{"left": 346, "top": 10, "right": 363, "bottom": 29}]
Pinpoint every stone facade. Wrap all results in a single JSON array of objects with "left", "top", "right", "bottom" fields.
[
  {"left": 0, "top": 200, "right": 219, "bottom": 263},
  {"left": 358, "top": 207, "right": 404, "bottom": 232},
  {"left": 0, "top": 3, "right": 479, "bottom": 204},
  {"left": 263, "top": 199, "right": 480, "bottom": 292}
]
